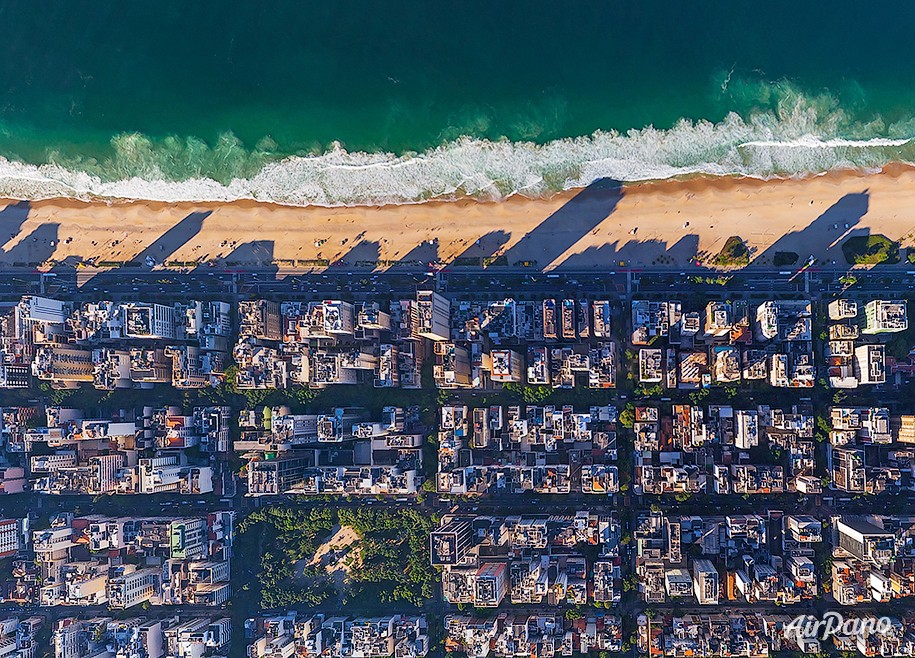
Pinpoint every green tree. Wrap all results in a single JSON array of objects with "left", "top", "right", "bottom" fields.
[{"left": 619, "top": 407, "right": 635, "bottom": 429}]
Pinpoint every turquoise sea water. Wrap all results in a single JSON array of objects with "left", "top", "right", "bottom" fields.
[{"left": 2, "top": 1, "right": 915, "bottom": 204}]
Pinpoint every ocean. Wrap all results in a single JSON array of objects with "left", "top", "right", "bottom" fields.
[{"left": 1, "top": 0, "right": 915, "bottom": 205}]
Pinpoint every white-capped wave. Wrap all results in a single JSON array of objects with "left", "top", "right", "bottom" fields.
[
  {"left": 740, "top": 136, "right": 911, "bottom": 148},
  {"left": 0, "top": 104, "right": 913, "bottom": 207}
]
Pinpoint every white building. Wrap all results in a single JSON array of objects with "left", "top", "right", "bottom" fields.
[
  {"left": 0, "top": 518, "right": 28, "bottom": 558},
  {"left": 863, "top": 300, "right": 907, "bottom": 334},
  {"left": 692, "top": 559, "right": 719, "bottom": 605}
]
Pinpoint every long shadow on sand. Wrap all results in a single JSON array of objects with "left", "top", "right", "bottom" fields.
[
  {"left": 561, "top": 234, "right": 700, "bottom": 269},
  {"left": 751, "top": 191, "right": 870, "bottom": 267},
  {"left": 336, "top": 240, "right": 381, "bottom": 268},
  {"left": 452, "top": 230, "right": 512, "bottom": 267},
  {"left": 0, "top": 201, "right": 31, "bottom": 250},
  {"left": 1, "top": 223, "right": 59, "bottom": 266},
  {"left": 502, "top": 178, "right": 623, "bottom": 269},
  {"left": 134, "top": 210, "right": 213, "bottom": 266},
  {"left": 396, "top": 238, "right": 441, "bottom": 267},
  {"left": 224, "top": 240, "right": 276, "bottom": 268}
]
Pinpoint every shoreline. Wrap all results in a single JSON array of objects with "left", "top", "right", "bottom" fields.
[
  {"left": 8, "top": 163, "right": 911, "bottom": 214},
  {"left": 2, "top": 165, "right": 915, "bottom": 272}
]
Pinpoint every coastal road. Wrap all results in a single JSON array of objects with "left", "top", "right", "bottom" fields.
[{"left": 0, "top": 267, "right": 910, "bottom": 306}]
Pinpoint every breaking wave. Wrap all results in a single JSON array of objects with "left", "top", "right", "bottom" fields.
[{"left": 1, "top": 89, "right": 914, "bottom": 206}]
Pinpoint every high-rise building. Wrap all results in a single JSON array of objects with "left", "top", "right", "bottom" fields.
[
  {"left": 31, "top": 347, "right": 94, "bottom": 388},
  {"left": 414, "top": 292, "right": 450, "bottom": 342},
  {"left": 122, "top": 303, "right": 177, "bottom": 340},
  {"left": 704, "top": 302, "right": 731, "bottom": 338},
  {"left": 247, "top": 456, "right": 311, "bottom": 496},
  {"left": 864, "top": 300, "right": 907, "bottom": 334},
  {"left": 433, "top": 343, "right": 472, "bottom": 388},
  {"left": 473, "top": 563, "right": 507, "bottom": 607},
  {"left": 169, "top": 518, "right": 207, "bottom": 560},
  {"left": 854, "top": 344, "right": 886, "bottom": 385},
  {"left": 239, "top": 300, "right": 282, "bottom": 341},
  {"left": 430, "top": 520, "right": 473, "bottom": 566},
  {"left": 490, "top": 350, "right": 523, "bottom": 383},
  {"left": 0, "top": 518, "right": 27, "bottom": 558},
  {"left": 692, "top": 559, "right": 719, "bottom": 605},
  {"left": 106, "top": 567, "right": 160, "bottom": 608},
  {"left": 834, "top": 517, "right": 895, "bottom": 566}
]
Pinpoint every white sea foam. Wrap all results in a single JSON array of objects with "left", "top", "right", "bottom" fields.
[
  {"left": 0, "top": 105, "right": 912, "bottom": 207},
  {"left": 739, "top": 136, "right": 911, "bottom": 148}
]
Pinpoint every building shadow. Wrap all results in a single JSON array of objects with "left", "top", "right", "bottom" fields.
[
  {"left": 751, "top": 191, "right": 870, "bottom": 267},
  {"left": 396, "top": 238, "right": 440, "bottom": 268},
  {"left": 336, "top": 240, "right": 381, "bottom": 269},
  {"left": 449, "top": 230, "right": 512, "bottom": 266},
  {"left": 45, "top": 252, "right": 81, "bottom": 290},
  {"left": 224, "top": 240, "right": 276, "bottom": 267},
  {"left": 559, "top": 234, "right": 700, "bottom": 270},
  {"left": 665, "top": 235, "right": 701, "bottom": 265},
  {"left": 0, "top": 200, "right": 31, "bottom": 251},
  {"left": 0, "top": 223, "right": 59, "bottom": 266},
  {"left": 559, "top": 241, "right": 623, "bottom": 270},
  {"left": 502, "top": 178, "right": 623, "bottom": 269},
  {"left": 224, "top": 240, "right": 278, "bottom": 286},
  {"left": 135, "top": 210, "right": 212, "bottom": 266}
]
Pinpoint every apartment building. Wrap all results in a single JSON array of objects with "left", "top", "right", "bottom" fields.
[
  {"left": 864, "top": 300, "right": 908, "bottom": 334},
  {"left": 20, "top": 512, "right": 234, "bottom": 608},
  {"left": 691, "top": 559, "right": 720, "bottom": 605},
  {"left": 0, "top": 519, "right": 28, "bottom": 558},
  {"left": 435, "top": 512, "right": 621, "bottom": 608}
]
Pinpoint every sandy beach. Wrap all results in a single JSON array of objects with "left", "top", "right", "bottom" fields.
[{"left": 2, "top": 166, "right": 915, "bottom": 272}]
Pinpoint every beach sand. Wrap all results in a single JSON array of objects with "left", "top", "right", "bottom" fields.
[{"left": 2, "top": 165, "right": 915, "bottom": 271}]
